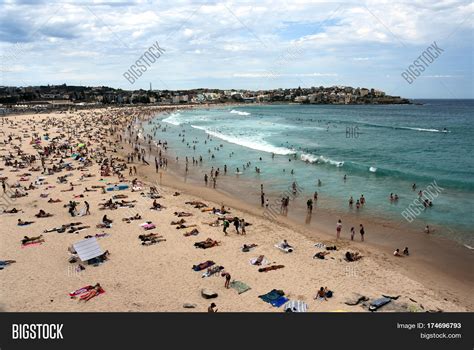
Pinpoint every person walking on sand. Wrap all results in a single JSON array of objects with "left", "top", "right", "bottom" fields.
[
  {"left": 336, "top": 219, "right": 342, "bottom": 239},
  {"left": 359, "top": 224, "right": 365, "bottom": 241},
  {"left": 223, "top": 272, "right": 231, "bottom": 289},
  {"left": 223, "top": 219, "right": 230, "bottom": 235},
  {"left": 307, "top": 198, "right": 313, "bottom": 214},
  {"left": 85, "top": 201, "right": 90, "bottom": 215},
  {"left": 233, "top": 217, "right": 240, "bottom": 234},
  {"left": 240, "top": 218, "right": 246, "bottom": 235},
  {"left": 350, "top": 226, "right": 355, "bottom": 241},
  {"left": 261, "top": 192, "right": 265, "bottom": 207}
]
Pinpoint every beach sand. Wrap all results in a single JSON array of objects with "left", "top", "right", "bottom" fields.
[{"left": 0, "top": 108, "right": 472, "bottom": 312}]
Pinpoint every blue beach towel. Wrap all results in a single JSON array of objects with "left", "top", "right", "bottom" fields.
[{"left": 259, "top": 289, "right": 289, "bottom": 307}]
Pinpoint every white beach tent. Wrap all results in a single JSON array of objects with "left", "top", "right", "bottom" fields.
[{"left": 73, "top": 237, "right": 103, "bottom": 262}]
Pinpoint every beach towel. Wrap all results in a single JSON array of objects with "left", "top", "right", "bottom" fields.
[
  {"left": 140, "top": 223, "right": 156, "bottom": 230},
  {"left": 79, "top": 288, "right": 105, "bottom": 301},
  {"left": 258, "top": 265, "right": 284, "bottom": 272},
  {"left": 76, "top": 206, "right": 87, "bottom": 217},
  {"left": 69, "top": 285, "right": 94, "bottom": 297},
  {"left": 250, "top": 257, "right": 269, "bottom": 266},
  {"left": 21, "top": 241, "right": 43, "bottom": 248},
  {"left": 369, "top": 297, "right": 391, "bottom": 312},
  {"left": 73, "top": 237, "right": 103, "bottom": 262},
  {"left": 259, "top": 289, "right": 288, "bottom": 307},
  {"left": 0, "top": 261, "right": 13, "bottom": 270},
  {"left": 230, "top": 280, "right": 251, "bottom": 294},
  {"left": 106, "top": 184, "right": 129, "bottom": 191},
  {"left": 241, "top": 244, "right": 257, "bottom": 252},
  {"left": 202, "top": 265, "right": 224, "bottom": 278},
  {"left": 192, "top": 260, "right": 215, "bottom": 271},
  {"left": 18, "top": 222, "right": 33, "bottom": 226},
  {"left": 283, "top": 300, "right": 308, "bottom": 313},
  {"left": 275, "top": 243, "right": 293, "bottom": 253}
]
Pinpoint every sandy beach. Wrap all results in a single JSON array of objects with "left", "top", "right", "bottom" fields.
[{"left": 1, "top": 107, "right": 472, "bottom": 313}]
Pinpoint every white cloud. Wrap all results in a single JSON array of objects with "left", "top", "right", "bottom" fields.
[{"left": 0, "top": 0, "right": 471, "bottom": 97}]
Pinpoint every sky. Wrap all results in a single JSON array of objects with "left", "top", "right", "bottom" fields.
[{"left": 0, "top": 0, "right": 472, "bottom": 98}]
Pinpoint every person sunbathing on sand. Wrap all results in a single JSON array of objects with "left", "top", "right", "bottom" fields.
[
  {"left": 122, "top": 213, "right": 141, "bottom": 222},
  {"left": 3, "top": 208, "right": 21, "bottom": 214},
  {"left": 174, "top": 211, "right": 193, "bottom": 217},
  {"left": 313, "top": 251, "right": 330, "bottom": 259},
  {"left": 202, "top": 219, "right": 220, "bottom": 227},
  {"left": 176, "top": 223, "right": 196, "bottom": 230},
  {"left": 21, "top": 235, "right": 44, "bottom": 245},
  {"left": 35, "top": 209, "right": 53, "bottom": 218},
  {"left": 68, "top": 225, "right": 90, "bottom": 234},
  {"left": 79, "top": 283, "right": 104, "bottom": 302},
  {"left": 194, "top": 238, "right": 220, "bottom": 249},
  {"left": 184, "top": 228, "right": 199, "bottom": 236},
  {"left": 170, "top": 218, "right": 186, "bottom": 225},
  {"left": 48, "top": 198, "right": 61, "bottom": 203},
  {"left": 345, "top": 251, "right": 362, "bottom": 262},
  {"left": 142, "top": 237, "right": 166, "bottom": 245},
  {"left": 150, "top": 200, "right": 165, "bottom": 210},
  {"left": 242, "top": 244, "right": 257, "bottom": 252},
  {"left": 138, "top": 233, "right": 162, "bottom": 241},
  {"left": 0, "top": 260, "right": 16, "bottom": 268},
  {"left": 17, "top": 219, "right": 34, "bottom": 226},
  {"left": 254, "top": 255, "right": 265, "bottom": 265},
  {"left": 185, "top": 201, "right": 207, "bottom": 208}
]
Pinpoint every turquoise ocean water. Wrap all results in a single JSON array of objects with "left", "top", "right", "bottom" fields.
[{"left": 145, "top": 100, "right": 474, "bottom": 246}]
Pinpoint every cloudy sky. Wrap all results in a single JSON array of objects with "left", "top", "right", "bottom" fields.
[{"left": 0, "top": 0, "right": 472, "bottom": 98}]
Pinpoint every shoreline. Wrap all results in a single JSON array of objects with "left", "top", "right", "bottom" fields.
[{"left": 133, "top": 150, "right": 474, "bottom": 311}]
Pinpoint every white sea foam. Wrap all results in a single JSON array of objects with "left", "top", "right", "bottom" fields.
[
  {"left": 301, "top": 153, "right": 344, "bottom": 167},
  {"left": 230, "top": 109, "right": 251, "bottom": 116},
  {"left": 162, "top": 112, "right": 182, "bottom": 125},
  {"left": 400, "top": 127, "right": 448, "bottom": 133},
  {"left": 191, "top": 125, "right": 295, "bottom": 155},
  {"left": 369, "top": 166, "right": 377, "bottom": 172}
]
